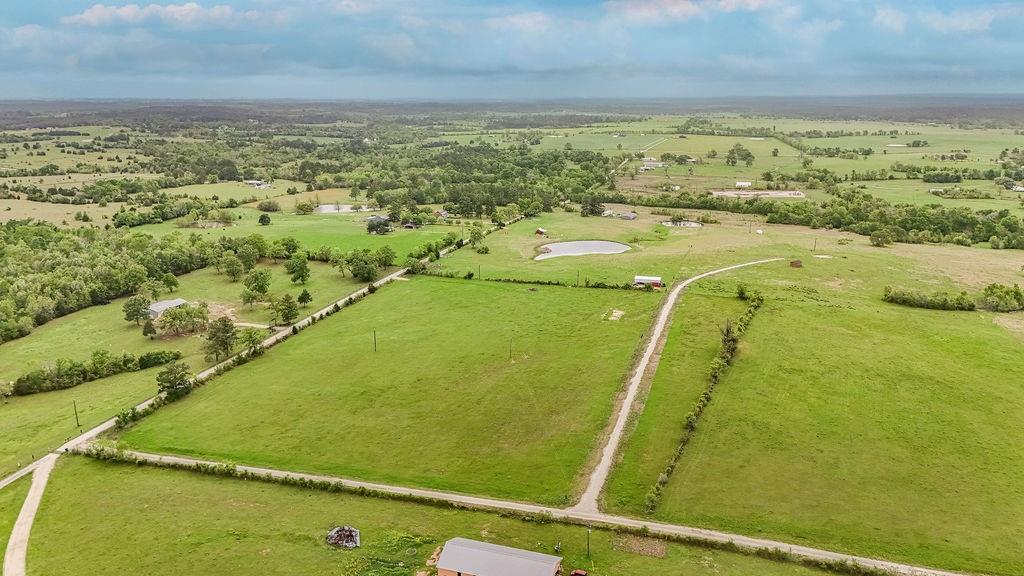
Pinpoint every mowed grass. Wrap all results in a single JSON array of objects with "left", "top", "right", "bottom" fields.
[
  {"left": 136, "top": 207, "right": 457, "bottom": 256},
  {"left": 0, "top": 475, "right": 30, "bottom": 556},
  {"left": 602, "top": 287, "right": 748, "bottom": 515},
  {"left": 119, "top": 276, "right": 661, "bottom": 504},
  {"left": 165, "top": 179, "right": 307, "bottom": 202},
  {"left": 630, "top": 253, "right": 1024, "bottom": 575},
  {"left": 28, "top": 457, "right": 830, "bottom": 576},
  {"left": 0, "top": 261, "right": 362, "bottom": 477}
]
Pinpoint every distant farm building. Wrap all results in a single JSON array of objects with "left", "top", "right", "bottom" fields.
[
  {"left": 436, "top": 538, "right": 561, "bottom": 576},
  {"left": 147, "top": 298, "right": 188, "bottom": 320},
  {"left": 634, "top": 275, "right": 663, "bottom": 288},
  {"left": 243, "top": 180, "right": 271, "bottom": 189},
  {"left": 367, "top": 215, "right": 389, "bottom": 224},
  {"left": 735, "top": 181, "right": 752, "bottom": 188},
  {"left": 1013, "top": 186, "right": 1024, "bottom": 193}
]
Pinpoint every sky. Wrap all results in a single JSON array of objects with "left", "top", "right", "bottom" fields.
[{"left": 1, "top": 0, "right": 1023, "bottom": 99}]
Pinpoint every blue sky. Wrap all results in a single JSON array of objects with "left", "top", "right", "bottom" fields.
[{"left": 1, "top": 1, "right": 1022, "bottom": 99}]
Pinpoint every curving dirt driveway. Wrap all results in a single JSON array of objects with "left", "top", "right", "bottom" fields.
[{"left": 572, "top": 258, "right": 783, "bottom": 514}]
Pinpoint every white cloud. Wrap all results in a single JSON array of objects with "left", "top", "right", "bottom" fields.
[
  {"left": 795, "top": 17, "right": 842, "bottom": 44},
  {"left": 603, "top": 0, "right": 781, "bottom": 23},
  {"left": 485, "top": 12, "right": 552, "bottom": 33},
  {"left": 333, "top": 0, "right": 377, "bottom": 15},
  {"left": 61, "top": 3, "right": 281, "bottom": 28},
  {"left": 916, "top": 6, "right": 1024, "bottom": 34},
  {"left": 873, "top": 6, "right": 906, "bottom": 33}
]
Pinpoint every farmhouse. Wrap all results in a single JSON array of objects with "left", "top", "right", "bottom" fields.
[
  {"left": 634, "top": 275, "right": 663, "bottom": 287},
  {"left": 436, "top": 538, "right": 562, "bottom": 576},
  {"left": 147, "top": 298, "right": 188, "bottom": 319}
]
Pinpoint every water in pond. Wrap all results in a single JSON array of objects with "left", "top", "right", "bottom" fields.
[{"left": 535, "top": 240, "right": 630, "bottom": 261}]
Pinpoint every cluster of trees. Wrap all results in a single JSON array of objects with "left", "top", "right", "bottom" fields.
[
  {"left": 724, "top": 144, "right": 755, "bottom": 167},
  {"left": 330, "top": 246, "right": 396, "bottom": 282},
  {"left": 0, "top": 221, "right": 225, "bottom": 344},
  {"left": 12, "top": 349, "right": 181, "bottom": 396},
  {"left": 929, "top": 187, "right": 994, "bottom": 199},
  {"left": 597, "top": 186, "right": 1024, "bottom": 250},
  {"left": 978, "top": 283, "right": 1024, "bottom": 312}
]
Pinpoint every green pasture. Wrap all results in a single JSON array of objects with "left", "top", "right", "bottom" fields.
[
  {"left": 118, "top": 276, "right": 661, "bottom": 504},
  {"left": 0, "top": 475, "right": 30, "bottom": 556},
  {"left": 28, "top": 456, "right": 829, "bottom": 576}
]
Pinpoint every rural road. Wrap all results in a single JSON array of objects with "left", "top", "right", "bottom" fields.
[
  {"left": 572, "top": 258, "right": 783, "bottom": 514},
  {"left": 2, "top": 454, "right": 56, "bottom": 576},
  {"left": 107, "top": 448, "right": 970, "bottom": 576}
]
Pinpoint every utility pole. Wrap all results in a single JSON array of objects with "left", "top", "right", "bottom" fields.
[
  {"left": 576, "top": 270, "right": 580, "bottom": 287},
  {"left": 508, "top": 338, "right": 513, "bottom": 361},
  {"left": 813, "top": 237, "right": 817, "bottom": 252},
  {"left": 73, "top": 400, "right": 80, "bottom": 428},
  {"left": 587, "top": 526, "right": 592, "bottom": 558},
  {"left": 373, "top": 330, "right": 377, "bottom": 352}
]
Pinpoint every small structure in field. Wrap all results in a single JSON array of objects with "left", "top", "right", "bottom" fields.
[
  {"left": 326, "top": 526, "right": 361, "bottom": 549},
  {"left": 535, "top": 227, "right": 548, "bottom": 236},
  {"left": 243, "top": 179, "right": 271, "bottom": 189},
  {"left": 147, "top": 298, "right": 188, "bottom": 320},
  {"left": 735, "top": 181, "right": 752, "bottom": 188},
  {"left": 634, "top": 275, "right": 663, "bottom": 288},
  {"left": 437, "top": 538, "right": 561, "bottom": 576},
  {"left": 619, "top": 211, "right": 638, "bottom": 221},
  {"left": 1012, "top": 186, "right": 1024, "bottom": 193}
]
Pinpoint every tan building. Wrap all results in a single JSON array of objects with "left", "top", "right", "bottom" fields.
[{"left": 437, "top": 538, "right": 562, "bottom": 576}]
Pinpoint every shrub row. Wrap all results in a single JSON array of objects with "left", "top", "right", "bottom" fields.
[
  {"left": 644, "top": 290, "right": 764, "bottom": 513},
  {"left": 881, "top": 286, "right": 976, "bottom": 311},
  {"left": 12, "top": 350, "right": 181, "bottom": 396}
]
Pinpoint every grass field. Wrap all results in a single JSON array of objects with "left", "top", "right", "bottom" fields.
[
  {"left": 0, "top": 260, "right": 364, "bottom": 478},
  {"left": 136, "top": 207, "right": 458, "bottom": 257},
  {"left": 165, "top": 179, "right": 307, "bottom": 202},
  {"left": 602, "top": 287, "right": 748, "bottom": 515},
  {"left": 603, "top": 245, "right": 1024, "bottom": 575},
  {"left": 0, "top": 475, "right": 30, "bottom": 556},
  {"left": 28, "top": 457, "right": 830, "bottom": 576},
  {"left": 118, "top": 276, "right": 661, "bottom": 504}
]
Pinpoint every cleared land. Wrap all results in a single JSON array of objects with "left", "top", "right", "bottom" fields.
[
  {"left": 118, "top": 276, "right": 661, "bottom": 504},
  {"left": 135, "top": 207, "right": 457, "bottom": 256},
  {"left": 603, "top": 245, "right": 1024, "bottom": 576},
  {"left": 27, "top": 456, "right": 829, "bottom": 576}
]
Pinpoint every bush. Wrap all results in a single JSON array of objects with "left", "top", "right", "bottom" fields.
[
  {"left": 12, "top": 349, "right": 180, "bottom": 396},
  {"left": 138, "top": 350, "right": 183, "bottom": 369},
  {"left": 978, "top": 283, "right": 1024, "bottom": 312},
  {"left": 882, "top": 286, "right": 975, "bottom": 311},
  {"left": 256, "top": 200, "right": 281, "bottom": 212}
]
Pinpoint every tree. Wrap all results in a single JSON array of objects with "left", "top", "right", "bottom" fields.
[
  {"left": 140, "top": 279, "right": 163, "bottom": 300},
  {"left": 468, "top": 224, "right": 485, "bottom": 246},
  {"left": 373, "top": 245, "right": 396, "bottom": 268},
  {"left": 258, "top": 213, "right": 271, "bottom": 226},
  {"left": 161, "top": 272, "right": 178, "bottom": 292},
  {"left": 285, "top": 251, "right": 310, "bottom": 284},
  {"left": 870, "top": 229, "right": 895, "bottom": 247},
  {"left": 204, "top": 316, "right": 238, "bottom": 361},
  {"left": 223, "top": 254, "right": 245, "bottom": 282},
  {"left": 123, "top": 295, "right": 150, "bottom": 325},
  {"left": 156, "top": 361, "right": 192, "bottom": 401},
  {"left": 580, "top": 193, "right": 604, "bottom": 217},
  {"left": 772, "top": 148, "right": 779, "bottom": 157},
  {"left": 349, "top": 253, "right": 380, "bottom": 282},
  {"left": 142, "top": 319, "right": 157, "bottom": 340},
  {"left": 237, "top": 245, "right": 259, "bottom": 271},
  {"left": 367, "top": 218, "right": 390, "bottom": 234},
  {"left": 274, "top": 294, "right": 300, "bottom": 325},
  {"left": 243, "top": 269, "right": 272, "bottom": 299},
  {"left": 238, "top": 327, "right": 265, "bottom": 353},
  {"left": 298, "top": 289, "right": 312, "bottom": 307}
]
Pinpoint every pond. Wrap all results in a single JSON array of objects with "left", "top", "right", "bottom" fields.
[{"left": 534, "top": 240, "right": 631, "bottom": 261}]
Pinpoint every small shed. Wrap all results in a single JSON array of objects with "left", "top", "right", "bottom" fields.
[
  {"left": 1012, "top": 186, "right": 1024, "bottom": 193},
  {"left": 634, "top": 275, "right": 663, "bottom": 288},
  {"left": 735, "top": 181, "right": 752, "bottom": 188},
  {"left": 147, "top": 298, "right": 188, "bottom": 319},
  {"left": 367, "top": 215, "right": 389, "bottom": 224},
  {"left": 535, "top": 227, "right": 548, "bottom": 236},
  {"left": 437, "top": 538, "right": 561, "bottom": 576}
]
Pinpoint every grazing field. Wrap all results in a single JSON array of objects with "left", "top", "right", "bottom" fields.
[
  {"left": 165, "top": 179, "right": 307, "bottom": 201},
  {"left": 118, "top": 276, "right": 661, "bottom": 504},
  {"left": 438, "top": 210, "right": 695, "bottom": 286},
  {"left": 602, "top": 288, "right": 748, "bottom": 515},
  {"left": 0, "top": 261, "right": 363, "bottom": 477},
  {"left": 606, "top": 247, "right": 1024, "bottom": 575},
  {"left": 808, "top": 179, "right": 1024, "bottom": 215},
  {"left": 1, "top": 476, "right": 30, "bottom": 555},
  {"left": 136, "top": 207, "right": 457, "bottom": 256},
  {"left": 0, "top": 370, "right": 154, "bottom": 477},
  {"left": 0, "top": 197, "right": 127, "bottom": 226},
  {"left": 28, "top": 457, "right": 829, "bottom": 576}
]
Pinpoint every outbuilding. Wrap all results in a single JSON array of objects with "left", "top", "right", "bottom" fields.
[
  {"left": 735, "top": 181, "right": 752, "bottom": 188},
  {"left": 436, "top": 538, "right": 562, "bottom": 576},
  {"left": 634, "top": 275, "right": 663, "bottom": 288},
  {"left": 147, "top": 298, "right": 188, "bottom": 320}
]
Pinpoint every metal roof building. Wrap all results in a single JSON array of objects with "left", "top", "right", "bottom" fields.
[
  {"left": 147, "top": 298, "right": 188, "bottom": 319},
  {"left": 436, "top": 538, "right": 561, "bottom": 576}
]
